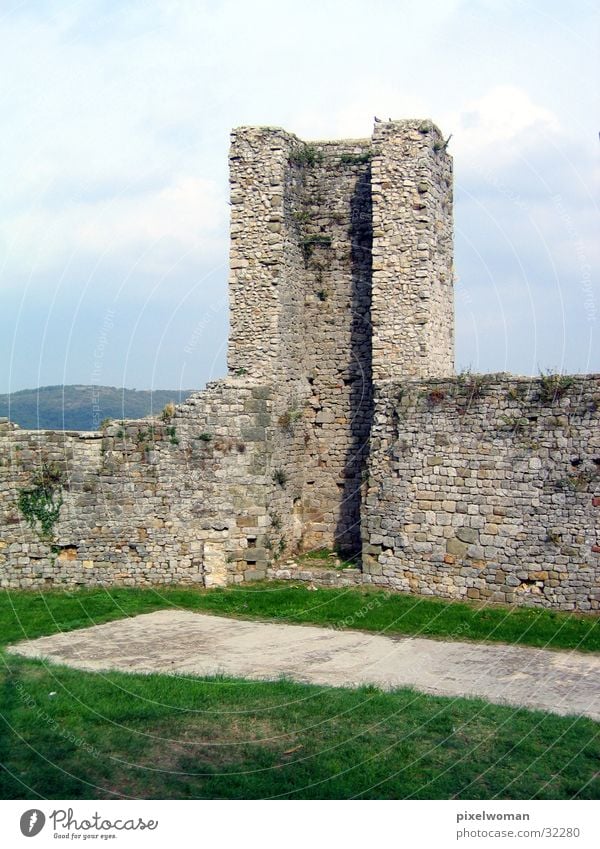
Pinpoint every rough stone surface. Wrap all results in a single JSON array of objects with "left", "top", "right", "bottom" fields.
[
  {"left": 0, "top": 382, "right": 276, "bottom": 589},
  {"left": 362, "top": 376, "right": 600, "bottom": 610},
  {"left": 8, "top": 610, "right": 600, "bottom": 720}
]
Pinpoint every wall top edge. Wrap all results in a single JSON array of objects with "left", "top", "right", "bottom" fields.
[
  {"left": 376, "top": 373, "right": 600, "bottom": 388},
  {"left": 232, "top": 118, "right": 447, "bottom": 144}
]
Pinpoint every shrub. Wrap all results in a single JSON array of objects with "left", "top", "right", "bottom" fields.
[
  {"left": 538, "top": 371, "right": 574, "bottom": 404},
  {"left": 161, "top": 402, "right": 176, "bottom": 422},
  {"left": 339, "top": 151, "right": 372, "bottom": 165},
  {"left": 289, "top": 145, "right": 323, "bottom": 167}
]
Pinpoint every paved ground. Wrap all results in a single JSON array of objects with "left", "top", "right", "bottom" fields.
[{"left": 8, "top": 610, "right": 600, "bottom": 720}]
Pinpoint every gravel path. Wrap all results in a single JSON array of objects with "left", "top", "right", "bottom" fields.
[{"left": 8, "top": 610, "right": 600, "bottom": 720}]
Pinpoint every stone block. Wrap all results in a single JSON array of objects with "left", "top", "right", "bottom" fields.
[
  {"left": 244, "top": 569, "right": 267, "bottom": 581},
  {"left": 446, "top": 538, "right": 468, "bottom": 557},
  {"left": 456, "top": 527, "right": 478, "bottom": 544},
  {"left": 244, "top": 548, "right": 268, "bottom": 562}
]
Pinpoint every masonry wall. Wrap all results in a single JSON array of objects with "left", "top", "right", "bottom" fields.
[
  {"left": 0, "top": 380, "right": 278, "bottom": 589},
  {"left": 227, "top": 121, "right": 454, "bottom": 557},
  {"left": 371, "top": 120, "right": 454, "bottom": 383},
  {"left": 291, "top": 138, "right": 373, "bottom": 556},
  {"left": 362, "top": 375, "right": 600, "bottom": 611},
  {"left": 227, "top": 127, "right": 377, "bottom": 556}
]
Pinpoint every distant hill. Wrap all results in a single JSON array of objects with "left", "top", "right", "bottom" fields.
[{"left": 0, "top": 385, "right": 196, "bottom": 431}]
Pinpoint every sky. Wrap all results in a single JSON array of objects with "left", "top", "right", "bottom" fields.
[{"left": 0, "top": 0, "right": 598, "bottom": 393}]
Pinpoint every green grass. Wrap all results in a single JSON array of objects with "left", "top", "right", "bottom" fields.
[
  {"left": 0, "top": 586, "right": 598, "bottom": 799},
  {"left": 1, "top": 657, "right": 598, "bottom": 800},
  {"left": 0, "top": 583, "right": 596, "bottom": 653}
]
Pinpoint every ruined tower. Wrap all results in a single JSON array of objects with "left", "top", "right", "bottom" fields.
[{"left": 227, "top": 119, "right": 454, "bottom": 555}]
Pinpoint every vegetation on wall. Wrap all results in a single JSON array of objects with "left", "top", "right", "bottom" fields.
[
  {"left": 289, "top": 144, "right": 323, "bottom": 167},
  {"left": 17, "top": 462, "right": 65, "bottom": 539},
  {"left": 339, "top": 151, "right": 373, "bottom": 165},
  {"left": 538, "top": 371, "right": 574, "bottom": 404}
]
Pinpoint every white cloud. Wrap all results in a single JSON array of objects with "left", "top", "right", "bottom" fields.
[
  {"left": 2, "top": 175, "right": 227, "bottom": 279},
  {"left": 0, "top": 1, "right": 598, "bottom": 389},
  {"left": 443, "top": 85, "right": 560, "bottom": 165}
]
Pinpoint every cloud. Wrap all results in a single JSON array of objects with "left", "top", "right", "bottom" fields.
[
  {"left": 1, "top": 1, "right": 598, "bottom": 391},
  {"left": 2, "top": 175, "right": 227, "bottom": 282},
  {"left": 443, "top": 85, "right": 560, "bottom": 164}
]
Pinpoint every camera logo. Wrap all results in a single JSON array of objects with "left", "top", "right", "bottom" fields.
[{"left": 20, "top": 810, "right": 46, "bottom": 837}]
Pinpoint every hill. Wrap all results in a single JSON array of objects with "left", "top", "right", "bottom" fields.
[{"left": 0, "top": 385, "right": 196, "bottom": 431}]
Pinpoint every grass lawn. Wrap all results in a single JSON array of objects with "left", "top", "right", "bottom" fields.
[
  {"left": 0, "top": 584, "right": 598, "bottom": 800},
  {"left": 1, "top": 582, "right": 598, "bottom": 652}
]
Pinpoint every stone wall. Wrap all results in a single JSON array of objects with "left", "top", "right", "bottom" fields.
[
  {"left": 371, "top": 120, "right": 454, "bottom": 384},
  {"left": 0, "top": 380, "right": 278, "bottom": 589},
  {"left": 226, "top": 120, "right": 452, "bottom": 556},
  {"left": 291, "top": 138, "right": 373, "bottom": 556},
  {"left": 362, "top": 375, "right": 600, "bottom": 610}
]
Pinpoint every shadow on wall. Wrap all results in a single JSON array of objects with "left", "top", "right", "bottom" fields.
[{"left": 336, "top": 165, "right": 374, "bottom": 559}]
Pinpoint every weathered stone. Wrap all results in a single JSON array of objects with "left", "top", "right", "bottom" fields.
[{"left": 456, "top": 527, "right": 479, "bottom": 544}]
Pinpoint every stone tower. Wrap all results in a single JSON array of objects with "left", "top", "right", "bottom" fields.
[{"left": 227, "top": 119, "right": 454, "bottom": 556}]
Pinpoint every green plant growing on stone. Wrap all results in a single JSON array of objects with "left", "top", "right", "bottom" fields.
[
  {"left": 339, "top": 151, "right": 373, "bottom": 165},
  {"left": 197, "top": 432, "right": 212, "bottom": 442},
  {"left": 289, "top": 144, "right": 323, "bottom": 167},
  {"left": 293, "top": 210, "right": 311, "bottom": 224},
  {"left": 301, "top": 234, "right": 332, "bottom": 265},
  {"left": 556, "top": 469, "right": 594, "bottom": 493},
  {"left": 507, "top": 384, "right": 530, "bottom": 402},
  {"left": 136, "top": 429, "right": 148, "bottom": 444},
  {"left": 433, "top": 134, "right": 452, "bottom": 152},
  {"left": 316, "top": 289, "right": 329, "bottom": 302},
  {"left": 270, "top": 511, "right": 282, "bottom": 531},
  {"left": 278, "top": 408, "right": 302, "bottom": 431},
  {"left": 455, "top": 370, "right": 489, "bottom": 404},
  {"left": 538, "top": 371, "right": 574, "bottom": 404},
  {"left": 18, "top": 462, "right": 65, "bottom": 540},
  {"left": 272, "top": 468, "right": 288, "bottom": 487},
  {"left": 234, "top": 368, "right": 248, "bottom": 377},
  {"left": 166, "top": 425, "right": 179, "bottom": 446},
  {"left": 499, "top": 414, "right": 530, "bottom": 434},
  {"left": 99, "top": 418, "right": 111, "bottom": 430}
]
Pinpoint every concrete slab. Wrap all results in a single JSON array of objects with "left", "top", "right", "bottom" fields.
[{"left": 8, "top": 611, "right": 600, "bottom": 720}]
